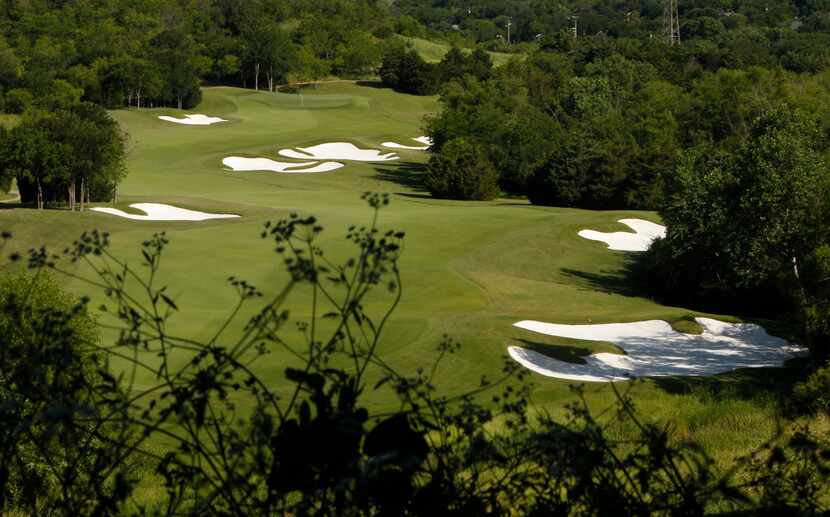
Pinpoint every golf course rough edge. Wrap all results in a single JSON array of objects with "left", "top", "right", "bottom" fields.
[
  {"left": 578, "top": 219, "right": 667, "bottom": 252},
  {"left": 91, "top": 203, "right": 240, "bottom": 221},
  {"left": 382, "top": 136, "right": 433, "bottom": 151},
  {"left": 278, "top": 142, "right": 399, "bottom": 162},
  {"left": 508, "top": 317, "right": 807, "bottom": 383},
  {"left": 158, "top": 114, "right": 228, "bottom": 126},
  {"left": 222, "top": 157, "right": 344, "bottom": 174}
]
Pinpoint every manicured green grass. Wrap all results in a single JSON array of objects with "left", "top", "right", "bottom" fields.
[
  {"left": 0, "top": 84, "right": 818, "bottom": 472},
  {"left": 403, "top": 36, "right": 520, "bottom": 66}
]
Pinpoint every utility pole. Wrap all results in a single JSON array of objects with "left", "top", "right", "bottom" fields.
[
  {"left": 571, "top": 16, "right": 578, "bottom": 40},
  {"left": 663, "top": 0, "right": 680, "bottom": 46}
]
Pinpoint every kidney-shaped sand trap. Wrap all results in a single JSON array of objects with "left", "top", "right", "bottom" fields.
[
  {"left": 279, "top": 142, "right": 399, "bottom": 162},
  {"left": 158, "top": 114, "right": 228, "bottom": 126},
  {"left": 508, "top": 318, "right": 806, "bottom": 383},
  {"left": 382, "top": 136, "right": 433, "bottom": 151},
  {"left": 578, "top": 219, "right": 666, "bottom": 252},
  {"left": 91, "top": 203, "right": 239, "bottom": 221},
  {"left": 222, "top": 156, "right": 344, "bottom": 174}
]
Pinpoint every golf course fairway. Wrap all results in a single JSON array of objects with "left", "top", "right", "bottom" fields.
[{"left": 0, "top": 84, "right": 813, "bottom": 466}]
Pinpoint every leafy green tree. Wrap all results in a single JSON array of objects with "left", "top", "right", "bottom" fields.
[
  {"left": 0, "top": 35, "right": 22, "bottom": 89},
  {"left": 425, "top": 137, "right": 500, "bottom": 200},
  {"left": 0, "top": 272, "right": 129, "bottom": 514},
  {"left": 3, "top": 88, "right": 33, "bottom": 114},
  {"left": 242, "top": 20, "right": 296, "bottom": 91},
  {"left": 36, "top": 79, "right": 82, "bottom": 111},
  {"left": 644, "top": 108, "right": 830, "bottom": 359},
  {"left": 379, "top": 41, "right": 438, "bottom": 95},
  {"left": 335, "top": 31, "right": 380, "bottom": 76},
  {"left": 152, "top": 29, "right": 207, "bottom": 109},
  {"left": 427, "top": 75, "right": 555, "bottom": 193},
  {"left": 0, "top": 103, "right": 125, "bottom": 209},
  {"left": 438, "top": 46, "right": 493, "bottom": 84},
  {"left": 0, "top": 123, "right": 63, "bottom": 209}
]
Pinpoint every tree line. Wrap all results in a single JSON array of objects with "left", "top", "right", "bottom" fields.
[
  {"left": 0, "top": 0, "right": 391, "bottom": 113},
  {"left": 394, "top": 0, "right": 830, "bottom": 62}
]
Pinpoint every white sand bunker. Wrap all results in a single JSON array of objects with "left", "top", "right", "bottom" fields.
[
  {"left": 222, "top": 156, "right": 344, "bottom": 174},
  {"left": 382, "top": 136, "right": 433, "bottom": 151},
  {"left": 578, "top": 219, "right": 666, "bottom": 252},
  {"left": 91, "top": 203, "right": 239, "bottom": 221},
  {"left": 508, "top": 318, "right": 806, "bottom": 383},
  {"left": 158, "top": 114, "right": 227, "bottom": 126},
  {"left": 279, "top": 143, "right": 399, "bottom": 162}
]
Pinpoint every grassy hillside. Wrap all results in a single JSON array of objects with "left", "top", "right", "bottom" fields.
[
  {"left": 0, "top": 84, "right": 821, "bottom": 475},
  {"left": 403, "top": 36, "right": 519, "bottom": 66}
]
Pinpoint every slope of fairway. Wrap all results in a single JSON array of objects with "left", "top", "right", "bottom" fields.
[
  {"left": 0, "top": 84, "right": 809, "bottom": 466},
  {"left": 403, "top": 36, "right": 520, "bottom": 66}
]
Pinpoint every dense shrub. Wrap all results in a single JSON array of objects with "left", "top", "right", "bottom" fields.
[
  {"left": 379, "top": 41, "right": 439, "bottom": 95},
  {"left": 4, "top": 88, "right": 33, "bottom": 114},
  {"left": 0, "top": 272, "right": 131, "bottom": 514},
  {"left": 792, "top": 363, "right": 830, "bottom": 416},
  {"left": 425, "top": 137, "right": 499, "bottom": 200},
  {"left": 637, "top": 109, "right": 830, "bottom": 360}
]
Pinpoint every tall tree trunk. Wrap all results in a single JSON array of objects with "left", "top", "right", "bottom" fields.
[
  {"left": 137, "top": 86, "right": 142, "bottom": 110},
  {"left": 80, "top": 177, "right": 85, "bottom": 212},
  {"left": 254, "top": 63, "right": 260, "bottom": 91},
  {"left": 36, "top": 179, "right": 43, "bottom": 210},
  {"left": 177, "top": 96, "right": 183, "bottom": 110},
  {"left": 68, "top": 177, "right": 76, "bottom": 211}
]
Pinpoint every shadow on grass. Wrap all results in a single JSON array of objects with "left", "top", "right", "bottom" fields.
[
  {"left": 373, "top": 161, "right": 428, "bottom": 192},
  {"left": 512, "top": 339, "right": 596, "bottom": 365},
  {"left": 355, "top": 80, "right": 387, "bottom": 89},
  {"left": 653, "top": 357, "right": 811, "bottom": 406},
  {"left": 560, "top": 262, "right": 647, "bottom": 298}
]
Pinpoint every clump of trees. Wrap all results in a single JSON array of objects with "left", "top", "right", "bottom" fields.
[
  {"left": 638, "top": 109, "right": 830, "bottom": 362},
  {"left": 379, "top": 41, "right": 440, "bottom": 95},
  {"left": 1, "top": 199, "right": 829, "bottom": 514},
  {"left": 420, "top": 38, "right": 830, "bottom": 207},
  {"left": 395, "top": 0, "right": 830, "bottom": 70},
  {"left": 425, "top": 137, "right": 499, "bottom": 200},
  {"left": 0, "top": 103, "right": 126, "bottom": 209},
  {"left": 379, "top": 41, "right": 494, "bottom": 95}
]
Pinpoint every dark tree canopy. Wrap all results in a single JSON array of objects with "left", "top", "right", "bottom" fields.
[{"left": 0, "top": 103, "right": 126, "bottom": 208}]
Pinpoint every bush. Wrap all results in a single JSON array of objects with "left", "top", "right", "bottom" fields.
[
  {"left": 4, "top": 88, "right": 33, "bottom": 114},
  {"left": 792, "top": 363, "right": 830, "bottom": 416},
  {"left": 0, "top": 272, "right": 130, "bottom": 514},
  {"left": 379, "top": 42, "right": 439, "bottom": 95},
  {"left": 425, "top": 138, "right": 500, "bottom": 200},
  {"left": 36, "top": 79, "right": 83, "bottom": 111}
]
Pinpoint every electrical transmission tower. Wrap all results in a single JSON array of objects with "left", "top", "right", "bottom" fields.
[{"left": 663, "top": 0, "right": 680, "bottom": 46}]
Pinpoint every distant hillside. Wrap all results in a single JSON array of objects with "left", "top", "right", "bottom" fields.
[
  {"left": 393, "top": 0, "right": 829, "bottom": 47},
  {"left": 402, "top": 36, "right": 520, "bottom": 67}
]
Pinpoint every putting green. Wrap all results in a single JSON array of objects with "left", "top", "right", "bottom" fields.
[{"left": 0, "top": 84, "right": 807, "bottom": 463}]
